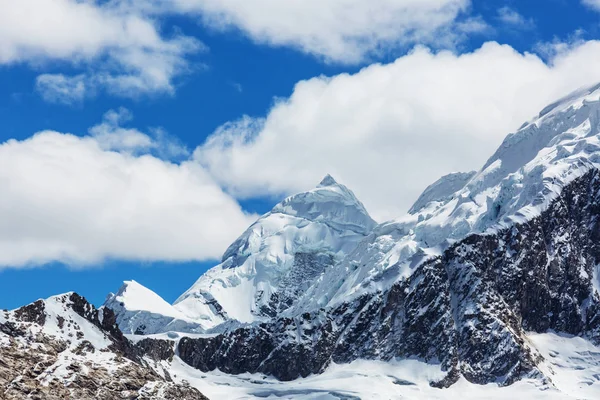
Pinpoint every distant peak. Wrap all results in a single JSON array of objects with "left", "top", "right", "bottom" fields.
[{"left": 318, "top": 174, "right": 338, "bottom": 187}]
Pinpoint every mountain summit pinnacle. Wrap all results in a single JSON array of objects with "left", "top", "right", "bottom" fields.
[
  {"left": 172, "top": 172, "right": 376, "bottom": 326},
  {"left": 318, "top": 174, "right": 338, "bottom": 187}
]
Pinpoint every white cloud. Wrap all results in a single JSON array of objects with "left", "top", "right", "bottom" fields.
[
  {"left": 0, "top": 0, "right": 202, "bottom": 99},
  {"left": 582, "top": 0, "right": 600, "bottom": 11},
  {"left": 0, "top": 114, "right": 256, "bottom": 268},
  {"left": 87, "top": 108, "right": 190, "bottom": 158},
  {"left": 35, "top": 74, "right": 88, "bottom": 105},
  {"left": 164, "top": 0, "right": 473, "bottom": 63},
  {"left": 85, "top": 108, "right": 190, "bottom": 159},
  {"left": 88, "top": 108, "right": 156, "bottom": 153},
  {"left": 535, "top": 30, "right": 587, "bottom": 60},
  {"left": 1, "top": 0, "right": 488, "bottom": 98},
  {"left": 497, "top": 7, "right": 535, "bottom": 30},
  {"left": 195, "top": 41, "right": 600, "bottom": 221}
]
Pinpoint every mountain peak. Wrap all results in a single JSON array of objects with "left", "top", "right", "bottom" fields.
[
  {"left": 107, "top": 280, "right": 180, "bottom": 317},
  {"left": 173, "top": 174, "right": 377, "bottom": 326},
  {"left": 271, "top": 177, "right": 376, "bottom": 235},
  {"left": 318, "top": 174, "right": 338, "bottom": 187},
  {"left": 104, "top": 280, "right": 203, "bottom": 334}
]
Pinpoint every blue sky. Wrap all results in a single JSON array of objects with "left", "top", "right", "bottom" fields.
[{"left": 2, "top": 0, "right": 600, "bottom": 309}]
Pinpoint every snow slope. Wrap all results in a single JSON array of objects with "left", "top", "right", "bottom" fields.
[
  {"left": 104, "top": 280, "right": 203, "bottom": 334},
  {"left": 296, "top": 83, "right": 600, "bottom": 311},
  {"left": 408, "top": 171, "right": 477, "bottom": 214},
  {"left": 172, "top": 175, "right": 376, "bottom": 328}
]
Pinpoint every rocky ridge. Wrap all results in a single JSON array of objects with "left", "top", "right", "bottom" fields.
[{"left": 0, "top": 293, "right": 208, "bottom": 400}]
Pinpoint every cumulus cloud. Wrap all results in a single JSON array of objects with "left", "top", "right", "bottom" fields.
[
  {"left": 535, "top": 29, "right": 587, "bottom": 60},
  {"left": 0, "top": 0, "right": 202, "bottom": 100},
  {"left": 0, "top": 114, "right": 256, "bottom": 268},
  {"left": 195, "top": 41, "right": 600, "bottom": 221},
  {"left": 153, "top": 0, "right": 474, "bottom": 63},
  {"left": 88, "top": 108, "right": 156, "bottom": 153}
]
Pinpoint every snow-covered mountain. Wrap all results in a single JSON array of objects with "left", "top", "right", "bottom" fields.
[{"left": 171, "top": 174, "right": 376, "bottom": 329}]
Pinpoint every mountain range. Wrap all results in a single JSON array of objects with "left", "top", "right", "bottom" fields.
[{"left": 5, "top": 84, "right": 600, "bottom": 398}]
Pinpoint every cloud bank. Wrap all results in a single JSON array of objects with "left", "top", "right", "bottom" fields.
[{"left": 0, "top": 112, "right": 256, "bottom": 267}]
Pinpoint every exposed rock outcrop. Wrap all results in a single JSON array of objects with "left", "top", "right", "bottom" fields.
[{"left": 0, "top": 294, "right": 208, "bottom": 400}]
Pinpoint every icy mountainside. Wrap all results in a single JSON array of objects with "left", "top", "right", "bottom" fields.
[
  {"left": 0, "top": 293, "right": 207, "bottom": 399},
  {"left": 5, "top": 291, "right": 598, "bottom": 399},
  {"left": 296, "top": 82, "right": 600, "bottom": 312},
  {"left": 172, "top": 175, "right": 376, "bottom": 328},
  {"left": 104, "top": 281, "right": 203, "bottom": 335}
]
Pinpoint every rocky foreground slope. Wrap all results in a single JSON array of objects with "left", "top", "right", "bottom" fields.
[{"left": 0, "top": 293, "right": 208, "bottom": 399}]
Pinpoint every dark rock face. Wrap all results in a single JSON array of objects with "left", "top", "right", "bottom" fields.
[
  {"left": 68, "top": 293, "right": 141, "bottom": 362},
  {"left": 178, "top": 170, "right": 600, "bottom": 386},
  {"left": 135, "top": 338, "right": 176, "bottom": 362},
  {"left": 13, "top": 299, "right": 46, "bottom": 325},
  {"left": 69, "top": 294, "right": 189, "bottom": 366},
  {"left": 0, "top": 334, "right": 208, "bottom": 400},
  {"left": 0, "top": 319, "right": 23, "bottom": 337}
]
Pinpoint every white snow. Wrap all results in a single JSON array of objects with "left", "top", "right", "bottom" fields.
[
  {"left": 42, "top": 294, "right": 112, "bottom": 349},
  {"left": 109, "top": 280, "right": 187, "bottom": 319},
  {"left": 409, "top": 171, "right": 477, "bottom": 214},
  {"left": 0, "top": 293, "right": 172, "bottom": 393},
  {"left": 84, "top": 85, "right": 600, "bottom": 399},
  {"left": 129, "top": 83, "right": 600, "bottom": 325},
  {"left": 530, "top": 331, "right": 600, "bottom": 399}
]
